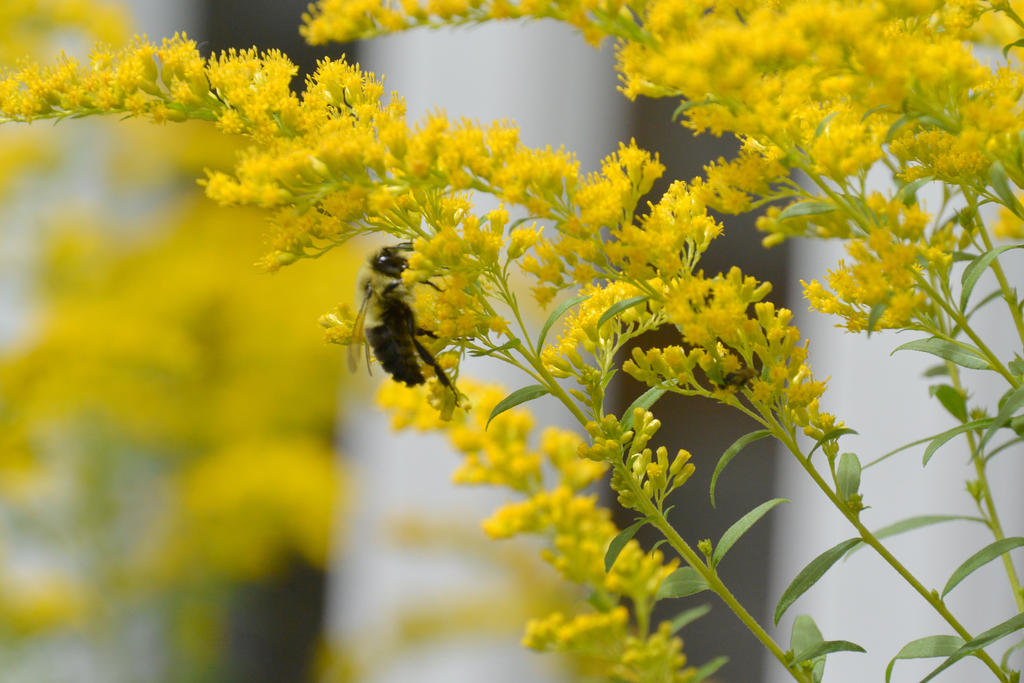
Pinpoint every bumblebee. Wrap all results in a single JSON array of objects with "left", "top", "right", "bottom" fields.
[
  {"left": 715, "top": 365, "right": 757, "bottom": 389},
  {"left": 349, "top": 242, "right": 458, "bottom": 400}
]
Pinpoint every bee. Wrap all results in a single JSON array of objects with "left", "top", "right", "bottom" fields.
[
  {"left": 715, "top": 365, "right": 757, "bottom": 389},
  {"left": 349, "top": 242, "right": 458, "bottom": 401}
]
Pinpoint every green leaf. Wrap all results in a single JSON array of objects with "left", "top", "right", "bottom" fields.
[
  {"left": 710, "top": 429, "right": 771, "bottom": 508},
  {"left": 791, "top": 614, "right": 823, "bottom": 651},
  {"left": 921, "top": 612, "right": 1024, "bottom": 682},
  {"left": 1000, "top": 637, "right": 1024, "bottom": 670},
  {"left": 814, "top": 111, "right": 840, "bottom": 139},
  {"left": 1003, "top": 37, "right": 1024, "bottom": 58},
  {"left": 874, "top": 515, "right": 987, "bottom": 539},
  {"left": 712, "top": 498, "right": 788, "bottom": 568},
  {"left": 585, "top": 588, "right": 616, "bottom": 612},
  {"left": 918, "top": 114, "right": 953, "bottom": 131},
  {"left": 885, "top": 114, "right": 918, "bottom": 142},
  {"left": 790, "top": 616, "right": 826, "bottom": 683},
  {"left": 979, "top": 385, "right": 1024, "bottom": 450},
  {"left": 952, "top": 249, "right": 980, "bottom": 263},
  {"left": 671, "top": 97, "right": 712, "bottom": 120},
  {"left": 923, "top": 418, "right": 994, "bottom": 465},
  {"left": 846, "top": 514, "right": 989, "bottom": 558},
  {"left": 884, "top": 635, "right": 964, "bottom": 683},
  {"left": 692, "top": 656, "right": 728, "bottom": 682},
  {"left": 861, "top": 103, "right": 889, "bottom": 121},
  {"left": 596, "top": 296, "right": 649, "bottom": 331},
  {"left": 850, "top": 194, "right": 873, "bottom": 222},
  {"left": 864, "top": 434, "right": 931, "bottom": 469},
  {"left": 966, "top": 288, "right": 1004, "bottom": 320},
  {"left": 486, "top": 385, "right": 550, "bottom": 429},
  {"left": 504, "top": 215, "right": 534, "bottom": 232},
  {"left": 793, "top": 640, "right": 867, "bottom": 663},
  {"left": 1010, "top": 357, "right": 1024, "bottom": 377},
  {"left": 604, "top": 519, "right": 648, "bottom": 572},
  {"left": 468, "top": 339, "right": 522, "bottom": 357},
  {"left": 775, "top": 538, "right": 861, "bottom": 625},
  {"left": 929, "top": 384, "right": 968, "bottom": 422},
  {"left": 989, "top": 160, "right": 1024, "bottom": 219},
  {"left": 807, "top": 427, "right": 858, "bottom": 460},
  {"left": 656, "top": 567, "right": 709, "bottom": 600},
  {"left": 922, "top": 363, "right": 949, "bottom": 378},
  {"left": 986, "top": 435, "right": 1024, "bottom": 463},
  {"left": 621, "top": 384, "right": 671, "bottom": 432},
  {"left": 778, "top": 200, "right": 836, "bottom": 221},
  {"left": 535, "top": 294, "right": 589, "bottom": 353},
  {"left": 866, "top": 300, "right": 888, "bottom": 335},
  {"left": 892, "top": 336, "right": 990, "bottom": 370},
  {"left": 960, "top": 245, "right": 1023, "bottom": 311},
  {"left": 667, "top": 604, "right": 712, "bottom": 634},
  {"left": 941, "top": 537, "right": 1024, "bottom": 598},
  {"left": 847, "top": 515, "right": 986, "bottom": 558},
  {"left": 836, "top": 453, "right": 861, "bottom": 502},
  {"left": 897, "top": 176, "right": 933, "bottom": 206}
]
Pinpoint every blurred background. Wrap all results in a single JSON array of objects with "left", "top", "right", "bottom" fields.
[
  {"left": 3, "top": 1, "right": 1020, "bottom": 683},
  {"left": 0, "top": 1, "right": 622, "bottom": 681}
]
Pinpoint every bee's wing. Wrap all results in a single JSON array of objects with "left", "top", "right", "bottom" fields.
[{"left": 348, "top": 283, "right": 373, "bottom": 375}]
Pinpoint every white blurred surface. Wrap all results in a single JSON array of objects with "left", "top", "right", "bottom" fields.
[{"left": 766, "top": 217, "right": 1024, "bottom": 681}]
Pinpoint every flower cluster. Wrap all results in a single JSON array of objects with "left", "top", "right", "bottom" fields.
[
  {"left": 377, "top": 380, "right": 693, "bottom": 680},
  {"left": 299, "top": 0, "right": 1024, "bottom": 343},
  {"left": 301, "top": 0, "right": 642, "bottom": 47},
  {"left": 524, "top": 610, "right": 691, "bottom": 682},
  {"left": 9, "top": 0, "right": 1024, "bottom": 678},
  {"left": 580, "top": 409, "right": 695, "bottom": 514}
]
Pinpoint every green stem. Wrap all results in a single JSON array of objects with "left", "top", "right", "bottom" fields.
[
  {"left": 526, "top": 352, "right": 589, "bottom": 425},
  {"left": 634, "top": 593, "right": 651, "bottom": 638},
  {"left": 914, "top": 275, "right": 1020, "bottom": 387},
  {"left": 971, "top": 195, "right": 1024, "bottom": 350},
  {"left": 941, "top": 357, "right": 1024, "bottom": 611},
  {"left": 775, "top": 428, "right": 1010, "bottom": 682},
  {"left": 616, "top": 462, "right": 812, "bottom": 682},
  {"left": 791, "top": 161, "right": 872, "bottom": 234},
  {"left": 972, "top": 452, "right": 1024, "bottom": 611},
  {"left": 492, "top": 275, "right": 591, "bottom": 426}
]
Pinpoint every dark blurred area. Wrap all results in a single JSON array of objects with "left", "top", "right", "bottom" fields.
[
  {"left": 224, "top": 561, "right": 327, "bottom": 683},
  {"left": 195, "top": 3, "right": 354, "bottom": 681},
  {"left": 200, "top": 0, "right": 350, "bottom": 74},
  {"left": 618, "top": 97, "right": 789, "bottom": 683}
]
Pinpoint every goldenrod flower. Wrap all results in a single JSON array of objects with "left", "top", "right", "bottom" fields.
[{"left": 377, "top": 380, "right": 690, "bottom": 678}]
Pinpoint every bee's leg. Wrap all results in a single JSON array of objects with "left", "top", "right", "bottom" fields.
[
  {"left": 409, "top": 320, "right": 457, "bottom": 402},
  {"left": 422, "top": 279, "right": 443, "bottom": 292},
  {"left": 416, "top": 328, "right": 438, "bottom": 338},
  {"left": 411, "top": 336, "right": 455, "bottom": 392}
]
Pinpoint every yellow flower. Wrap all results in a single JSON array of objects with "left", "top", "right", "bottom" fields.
[
  {"left": 523, "top": 606, "right": 628, "bottom": 654},
  {"left": 890, "top": 127, "right": 990, "bottom": 185},
  {"left": 175, "top": 439, "right": 343, "bottom": 580},
  {"left": 541, "top": 281, "right": 650, "bottom": 377},
  {"left": 377, "top": 379, "right": 688, "bottom": 677},
  {"left": 607, "top": 179, "right": 723, "bottom": 279}
]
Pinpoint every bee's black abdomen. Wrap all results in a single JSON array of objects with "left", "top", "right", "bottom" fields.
[{"left": 367, "top": 302, "right": 425, "bottom": 386}]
